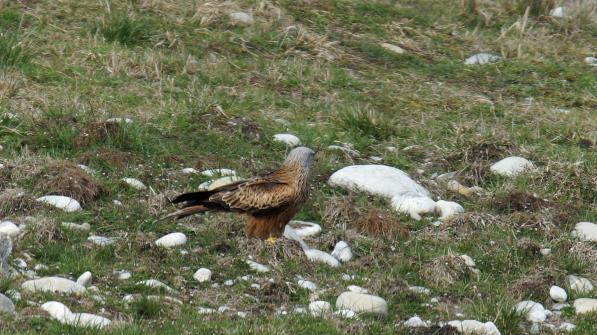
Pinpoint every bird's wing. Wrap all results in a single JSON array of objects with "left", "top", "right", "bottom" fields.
[{"left": 210, "top": 174, "right": 296, "bottom": 214}]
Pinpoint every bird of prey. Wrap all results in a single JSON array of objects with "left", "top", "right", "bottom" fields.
[{"left": 163, "top": 147, "right": 316, "bottom": 241}]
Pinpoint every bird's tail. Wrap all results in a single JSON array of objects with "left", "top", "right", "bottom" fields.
[{"left": 155, "top": 204, "right": 209, "bottom": 223}]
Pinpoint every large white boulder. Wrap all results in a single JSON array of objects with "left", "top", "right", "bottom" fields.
[
  {"left": 573, "top": 222, "right": 597, "bottom": 242},
  {"left": 41, "top": 301, "right": 111, "bottom": 328},
  {"left": 155, "top": 233, "right": 187, "bottom": 248},
  {"left": 36, "top": 196, "right": 82, "bottom": 212},
  {"left": 336, "top": 292, "right": 388, "bottom": 316},
  {"left": 574, "top": 298, "right": 597, "bottom": 315},
  {"left": 22, "top": 277, "right": 86, "bottom": 294},
  {"left": 489, "top": 157, "right": 534, "bottom": 177}
]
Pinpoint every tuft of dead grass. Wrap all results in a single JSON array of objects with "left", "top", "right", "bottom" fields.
[
  {"left": 355, "top": 208, "right": 409, "bottom": 239},
  {"left": 447, "top": 140, "right": 516, "bottom": 185},
  {"left": 73, "top": 121, "right": 120, "bottom": 147},
  {"left": 21, "top": 216, "right": 65, "bottom": 246},
  {"left": 568, "top": 242, "right": 597, "bottom": 276},
  {"left": 322, "top": 195, "right": 360, "bottom": 230},
  {"left": 34, "top": 161, "right": 105, "bottom": 204},
  {"left": 515, "top": 238, "right": 542, "bottom": 257},
  {"left": 0, "top": 188, "right": 40, "bottom": 217},
  {"left": 421, "top": 253, "right": 475, "bottom": 287},
  {"left": 493, "top": 191, "right": 550, "bottom": 213},
  {"left": 78, "top": 149, "right": 134, "bottom": 168},
  {"left": 509, "top": 266, "right": 555, "bottom": 300}
]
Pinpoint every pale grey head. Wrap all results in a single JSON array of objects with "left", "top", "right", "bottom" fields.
[{"left": 284, "top": 146, "right": 316, "bottom": 170}]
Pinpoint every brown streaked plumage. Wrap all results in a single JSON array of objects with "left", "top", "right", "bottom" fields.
[{"left": 163, "top": 147, "right": 316, "bottom": 239}]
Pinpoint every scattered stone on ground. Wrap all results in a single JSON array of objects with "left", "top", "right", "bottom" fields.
[
  {"left": 304, "top": 249, "right": 340, "bottom": 267},
  {"left": 391, "top": 193, "right": 437, "bottom": 220},
  {"left": 574, "top": 298, "right": 597, "bottom": 315},
  {"left": 180, "top": 167, "right": 198, "bottom": 174},
  {"left": 403, "top": 316, "right": 429, "bottom": 328},
  {"left": 36, "top": 195, "right": 82, "bottom": 212},
  {"left": 246, "top": 260, "right": 270, "bottom": 273},
  {"left": 460, "top": 255, "right": 476, "bottom": 267},
  {"left": 409, "top": 286, "right": 431, "bottom": 295},
  {"left": 76, "top": 271, "right": 92, "bottom": 287},
  {"left": 572, "top": 221, "right": 597, "bottom": 242},
  {"left": 380, "top": 43, "right": 405, "bottom": 54},
  {"left": 336, "top": 292, "right": 388, "bottom": 316},
  {"left": 515, "top": 300, "right": 546, "bottom": 322},
  {"left": 326, "top": 143, "right": 360, "bottom": 157},
  {"left": 309, "top": 301, "right": 331, "bottom": 316},
  {"left": 435, "top": 200, "right": 465, "bottom": 219},
  {"left": 88, "top": 235, "right": 116, "bottom": 246},
  {"left": 287, "top": 221, "right": 322, "bottom": 237},
  {"left": 331, "top": 241, "right": 352, "bottom": 262},
  {"left": 207, "top": 176, "right": 244, "bottom": 191},
  {"left": 334, "top": 309, "right": 356, "bottom": 319},
  {"left": 137, "top": 279, "right": 176, "bottom": 293},
  {"left": 550, "top": 6, "right": 564, "bottom": 18},
  {"left": 41, "top": 301, "right": 111, "bottom": 328},
  {"left": 298, "top": 280, "right": 317, "bottom": 291},
  {"left": 0, "top": 221, "right": 21, "bottom": 237},
  {"left": 193, "top": 268, "right": 212, "bottom": 282},
  {"left": 155, "top": 232, "right": 187, "bottom": 248},
  {"left": 106, "top": 117, "right": 132, "bottom": 124},
  {"left": 121, "top": 177, "right": 147, "bottom": 190},
  {"left": 567, "top": 275, "right": 594, "bottom": 294},
  {"left": 464, "top": 53, "right": 502, "bottom": 65},
  {"left": 115, "top": 270, "right": 131, "bottom": 280},
  {"left": 489, "top": 156, "right": 534, "bottom": 177},
  {"left": 201, "top": 169, "right": 237, "bottom": 177},
  {"left": 0, "top": 293, "right": 15, "bottom": 315},
  {"left": 22, "top": 277, "right": 86, "bottom": 294},
  {"left": 447, "top": 320, "right": 501, "bottom": 335},
  {"left": 347, "top": 285, "right": 368, "bottom": 294},
  {"left": 585, "top": 56, "right": 597, "bottom": 66},
  {"left": 549, "top": 285, "right": 567, "bottom": 302},
  {"left": 273, "top": 134, "right": 300, "bottom": 146}
]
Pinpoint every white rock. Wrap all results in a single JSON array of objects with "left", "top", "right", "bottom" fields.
[
  {"left": 287, "top": 221, "right": 322, "bottom": 237},
  {"left": 0, "top": 221, "right": 21, "bottom": 237},
  {"left": 489, "top": 157, "right": 534, "bottom": 177},
  {"left": 329, "top": 165, "right": 431, "bottom": 199},
  {"left": 331, "top": 241, "right": 352, "bottom": 262},
  {"left": 297, "top": 280, "right": 317, "bottom": 291},
  {"left": 121, "top": 178, "right": 147, "bottom": 190},
  {"left": 573, "top": 221, "right": 597, "bottom": 242},
  {"left": 4, "top": 289, "right": 20, "bottom": 302},
  {"left": 246, "top": 260, "right": 270, "bottom": 273},
  {"left": 22, "top": 277, "right": 86, "bottom": 294},
  {"left": 229, "top": 11, "right": 254, "bottom": 26},
  {"left": 207, "top": 176, "right": 244, "bottom": 191},
  {"left": 41, "top": 301, "right": 111, "bottom": 328},
  {"left": 515, "top": 301, "right": 546, "bottom": 322},
  {"left": 36, "top": 196, "right": 81, "bottom": 212},
  {"left": 224, "top": 279, "right": 234, "bottom": 286},
  {"left": 334, "top": 309, "right": 356, "bottom": 319},
  {"left": 237, "top": 311, "right": 248, "bottom": 318},
  {"left": 273, "top": 134, "right": 300, "bottom": 147},
  {"left": 585, "top": 57, "right": 597, "bottom": 66},
  {"left": 137, "top": 279, "right": 176, "bottom": 293},
  {"left": 113, "top": 200, "right": 123, "bottom": 206},
  {"left": 305, "top": 249, "right": 340, "bottom": 267},
  {"left": 574, "top": 298, "right": 597, "bottom": 315},
  {"left": 34, "top": 264, "right": 48, "bottom": 271},
  {"left": 78, "top": 164, "right": 96, "bottom": 175},
  {"left": 115, "top": 270, "right": 131, "bottom": 280},
  {"left": 14, "top": 257, "right": 27, "bottom": 268},
  {"left": 391, "top": 193, "right": 437, "bottom": 220},
  {"left": 193, "top": 268, "right": 212, "bottom": 282},
  {"left": 200, "top": 169, "right": 236, "bottom": 177},
  {"left": 76, "top": 271, "right": 92, "bottom": 287},
  {"left": 550, "top": 6, "right": 564, "bottom": 18},
  {"left": 336, "top": 292, "right": 388, "bottom": 316},
  {"left": 464, "top": 53, "right": 502, "bottom": 65},
  {"left": 435, "top": 200, "right": 465, "bottom": 219},
  {"left": 552, "top": 303, "right": 569, "bottom": 311},
  {"left": 460, "top": 255, "right": 476, "bottom": 267},
  {"left": 309, "top": 301, "right": 331, "bottom": 316},
  {"left": 409, "top": 286, "right": 431, "bottom": 295},
  {"left": 347, "top": 285, "right": 368, "bottom": 294},
  {"left": 61, "top": 222, "right": 90, "bottom": 232},
  {"left": 180, "top": 167, "right": 198, "bottom": 174},
  {"left": 559, "top": 322, "right": 576, "bottom": 332},
  {"left": 88, "top": 235, "right": 115, "bottom": 246},
  {"left": 448, "top": 320, "right": 501, "bottom": 335},
  {"left": 404, "top": 316, "right": 428, "bottom": 328},
  {"left": 539, "top": 248, "right": 551, "bottom": 256},
  {"left": 155, "top": 232, "right": 187, "bottom": 248},
  {"left": 197, "top": 307, "right": 216, "bottom": 314},
  {"left": 550, "top": 286, "right": 567, "bottom": 302},
  {"left": 567, "top": 275, "right": 594, "bottom": 293},
  {"left": 0, "top": 293, "right": 15, "bottom": 314},
  {"left": 381, "top": 43, "right": 405, "bottom": 54},
  {"left": 106, "top": 117, "right": 132, "bottom": 124}
]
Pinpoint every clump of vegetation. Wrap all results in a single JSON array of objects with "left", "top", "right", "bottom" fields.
[
  {"left": 34, "top": 161, "right": 105, "bottom": 204},
  {"left": 94, "top": 13, "right": 154, "bottom": 46},
  {"left": 0, "top": 188, "right": 40, "bottom": 216},
  {"left": 0, "top": 33, "right": 31, "bottom": 68},
  {"left": 421, "top": 253, "right": 475, "bottom": 287},
  {"left": 339, "top": 107, "right": 395, "bottom": 140}
]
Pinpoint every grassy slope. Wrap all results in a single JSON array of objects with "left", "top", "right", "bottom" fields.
[{"left": 0, "top": 0, "right": 595, "bottom": 334}]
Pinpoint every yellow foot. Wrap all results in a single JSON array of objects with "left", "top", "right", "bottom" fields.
[{"left": 266, "top": 237, "right": 278, "bottom": 245}]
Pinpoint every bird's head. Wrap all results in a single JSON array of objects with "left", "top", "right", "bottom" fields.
[{"left": 285, "top": 146, "right": 316, "bottom": 170}]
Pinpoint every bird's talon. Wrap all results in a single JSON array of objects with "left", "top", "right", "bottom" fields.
[{"left": 266, "top": 237, "right": 277, "bottom": 245}]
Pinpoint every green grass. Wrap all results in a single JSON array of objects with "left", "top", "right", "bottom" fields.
[{"left": 0, "top": 0, "right": 595, "bottom": 334}]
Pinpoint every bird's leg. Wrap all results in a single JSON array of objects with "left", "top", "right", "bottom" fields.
[{"left": 265, "top": 236, "right": 278, "bottom": 245}]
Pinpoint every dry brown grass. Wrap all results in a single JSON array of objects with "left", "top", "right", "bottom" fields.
[
  {"left": 421, "top": 253, "right": 475, "bottom": 287},
  {"left": 568, "top": 242, "right": 597, "bottom": 276},
  {"left": 493, "top": 191, "right": 551, "bottom": 213},
  {"left": 0, "top": 188, "right": 41, "bottom": 217},
  {"left": 78, "top": 149, "right": 135, "bottom": 168},
  {"left": 73, "top": 121, "right": 120, "bottom": 147},
  {"left": 355, "top": 208, "right": 409, "bottom": 239},
  {"left": 20, "top": 216, "right": 65, "bottom": 246},
  {"left": 33, "top": 161, "right": 105, "bottom": 204},
  {"left": 321, "top": 195, "right": 360, "bottom": 230},
  {"left": 447, "top": 140, "right": 516, "bottom": 185},
  {"left": 515, "top": 237, "right": 542, "bottom": 257},
  {"left": 509, "top": 266, "right": 555, "bottom": 301}
]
